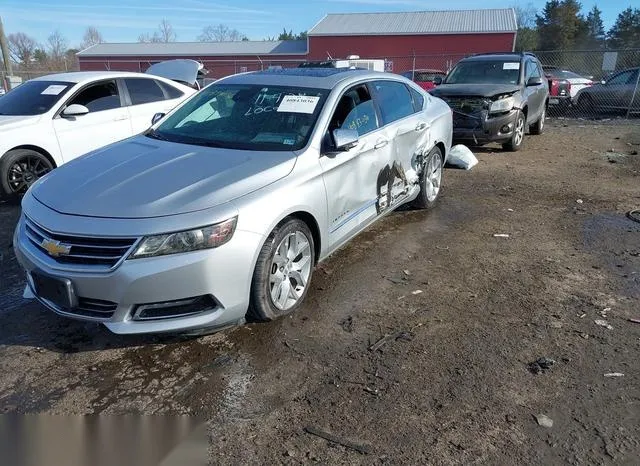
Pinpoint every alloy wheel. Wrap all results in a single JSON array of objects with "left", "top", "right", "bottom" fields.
[
  {"left": 514, "top": 116, "right": 525, "bottom": 146},
  {"left": 269, "top": 231, "right": 312, "bottom": 311},
  {"left": 425, "top": 152, "right": 443, "bottom": 202},
  {"left": 7, "top": 155, "right": 52, "bottom": 194}
]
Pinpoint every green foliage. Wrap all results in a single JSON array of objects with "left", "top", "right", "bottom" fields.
[
  {"left": 607, "top": 8, "right": 640, "bottom": 49},
  {"left": 536, "top": 0, "right": 588, "bottom": 50}
]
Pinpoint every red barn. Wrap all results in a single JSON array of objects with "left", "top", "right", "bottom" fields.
[
  {"left": 77, "top": 8, "right": 517, "bottom": 77},
  {"left": 307, "top": 9, "right": 518, "bottom": 72}
]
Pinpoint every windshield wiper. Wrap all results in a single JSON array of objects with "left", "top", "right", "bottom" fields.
[{"left": 145, "top": 129, "right": 170, "bottom": 142}]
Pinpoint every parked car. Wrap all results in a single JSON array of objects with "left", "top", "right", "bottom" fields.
[
  {"left": 430, "top": 52, "right": 548, "bottom": 151},
  {"left": 400, "top": 69, "right": 447, "bottom": 91},
  {"left": 543, "top": 69, "right": 572, "bottom": 112},
  {"left": 14, "top": 67, "right": 452, "bottom": 335},
  {"left": 0, "top": 69, "right": 196, "bottom": 198},
  {"left": 575, "top": 67, "right": 640, "bottom": 114},
  {"left": 543, "top": 66, "right": 593, "bottom": 100}
]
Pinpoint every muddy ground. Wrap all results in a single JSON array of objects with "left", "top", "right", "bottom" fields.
[{"left": 1, "top": 121, "right": 639, "bottom": 465}]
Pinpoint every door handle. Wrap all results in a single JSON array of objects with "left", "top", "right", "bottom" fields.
[
  {"left": 374, "top": 139, "right": 388, "bottom": 149},
  {"left": 415, "top": 122, "right": 428, "bottom": 132},
  {"left": 113, "top": 115, "right": 129, "bottom": 121}
]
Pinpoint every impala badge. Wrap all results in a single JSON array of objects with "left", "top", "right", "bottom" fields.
[{"left": 41, "top": 238, "right": 71, "bottom": 257}]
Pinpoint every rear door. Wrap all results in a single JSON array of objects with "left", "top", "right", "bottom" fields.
[
  {"left": 123, "top": 77, "right": 185, "bottom": 134},
  {"left": 368, "top": 79, "right": 429, "bottom": 218},
  {"left": 52, "top": 79, "right": 131, "bottom": 162}
]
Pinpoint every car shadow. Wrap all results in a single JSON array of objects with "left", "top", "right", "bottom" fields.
[{"left": 0, "top": 300, "right": 200, "bottom": 354}]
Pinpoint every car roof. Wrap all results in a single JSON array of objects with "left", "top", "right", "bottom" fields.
[
  {"left": 217, "top": 68, "right": 396, "bottom": 89},
  {"left": 31, "top": 71, "right": 162, "bottom": 84},
  {"left": 462, "top": 53, "right": 529, "bottom": 62}
]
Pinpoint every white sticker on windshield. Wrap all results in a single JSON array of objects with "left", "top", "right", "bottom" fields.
[
  {"left": 503, "top": 63, "right": 520, "bottom": 70},
  {"left": 277, "top": 95, "right": 320, "bottom": 114},
  {"left": 41, "top": 85, "right": 67, "bottom": 95}
]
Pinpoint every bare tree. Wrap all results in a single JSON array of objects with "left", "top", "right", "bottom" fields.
[
  {"left": 46, "top": 30, "right": 69, "bottom": 70},
  {"left": 514, "top": 2, "right": 537, "bottom": 29},
  {"left": 138, "top": 19, "right": 176, "bottom": 43},
  {"left": 198, "top": 24, "right": 245, "bottom": 42},
  {"left": 80, "top": 26, "right": 104, "bottom": 49},
  {"left": 8, "top": 32, "right": 38, "bottom": 66}
]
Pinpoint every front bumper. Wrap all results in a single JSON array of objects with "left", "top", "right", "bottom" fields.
[
  {"left": 13, "top": 215, "right": 265, "bottom": 335},
  {"left": 452, "top": 109, "right": 519, "bottom": 145}
]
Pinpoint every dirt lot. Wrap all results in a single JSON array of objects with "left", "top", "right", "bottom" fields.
[{"left": 1, "top": 121, "right": 639, "bottom": 464}]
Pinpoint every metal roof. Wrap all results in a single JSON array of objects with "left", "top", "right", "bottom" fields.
[
  {"left": 308, "top": 9, "right": 517, "bottom": 36},
  {"left": 77, "top": 40, "right": 308, "bottom": 57},
  {"left": 219, "top": 68, "right": 387, "bottom": 90}
]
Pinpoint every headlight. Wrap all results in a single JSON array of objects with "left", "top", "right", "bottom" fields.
[
  {"left": 129, "top": 217, "right": 237, "bottom": 259},
  {"left": 489, "top": 96, "right": 515, "bottom": 114}
]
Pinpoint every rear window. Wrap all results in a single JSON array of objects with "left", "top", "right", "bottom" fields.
[
  {"left": 0, "top": 80, "right": 73, "bottom": 116},
  {"left": 410, "top": 87, "right": 424, "bottom": 112}
]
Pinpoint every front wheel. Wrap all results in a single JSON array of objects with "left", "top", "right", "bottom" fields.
[
  {"left": 502, "top": 111, "right": 525, "bottom": 152},
  {"left": 411, "top": 146, "right": 443, "bottom": 210},
  {"left": 248, "top": 218, "right": 315, "bottom": 321},
  {"left": 0, "top": 149, "right": 54, "bottom": 199}
]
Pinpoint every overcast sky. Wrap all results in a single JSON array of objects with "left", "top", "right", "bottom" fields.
[{"left": 2, "top": 0, "right": 633, "bottom": 48}]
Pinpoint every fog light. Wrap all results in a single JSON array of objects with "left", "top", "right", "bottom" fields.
[
  {"left": 500, "top": 124, "right": 513, "bottom": 134},
  {"left": 133, "top": 295, "right": 217, "bottom": 320}
]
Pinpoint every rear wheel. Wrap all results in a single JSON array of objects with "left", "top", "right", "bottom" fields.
[
  {"left": 0, "top": 149, "right": 54, "bottom": 199},
  {"left": 502, "top": 111, "right": 525, "bottom": 152},
  {"left": 411, "top": 146, "right": 443, "bottom": 210},
  {"left": 248, "top": 218, "right": 315, "bottom": 321},
  {"left": 529, "top": 107, "right": 545, "bottom": 135}
]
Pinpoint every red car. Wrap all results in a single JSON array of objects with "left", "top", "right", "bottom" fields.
[{"left": 401, "top": 69, "right": 447, "bottom": 91}]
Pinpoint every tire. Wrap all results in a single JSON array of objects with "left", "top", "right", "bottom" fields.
[
  {"left": 529, "top": 106, "right": 546, "bottom": 135},
  {"left": 0, "top": 149, "right": 54, "bottom": 199},
  {"left": 248, "top": 218, "right": 315, "bottom": 321},
  {"left": 577, "top": 94, "right": 594, "bottom": 115},
  {"left": 411, "top": 146, "right": 443, "bottom": 210},
  {"left": 502, "top": 111, "right": 525, "bottom": 152}
]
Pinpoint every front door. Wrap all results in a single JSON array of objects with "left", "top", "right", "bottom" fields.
[
  {"left": 524, "top": 59, "right": 545, "bottom": 122},
  {"left": 53, "top": 79, "right": 132, "bottom": 162},
  {"left": 319, "top": 83, "right": 387, "bottom": 247}
]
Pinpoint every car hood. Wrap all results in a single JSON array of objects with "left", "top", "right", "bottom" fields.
[
  {"left": 431, "top": 84, "right": 520, "bottom": 98},
  {"left": 32, "top": 135, "right": 297, "bottom": 219},
  {"left": 0, "top": 114, "right": 41, "bottom": 130}
]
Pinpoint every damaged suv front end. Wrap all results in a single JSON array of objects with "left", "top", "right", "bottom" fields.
[{"left": 431, "top": 52, "right": 549, "bottom": 151}]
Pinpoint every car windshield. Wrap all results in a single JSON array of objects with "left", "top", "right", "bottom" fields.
[
  {"left": 0, "top": 80, "right": 73, "bottom": 116},
  {"left": 445, "top": 60, "right": 521, "bottom": 85},
  {"left": 151, "top": 84, "right": 329, "bottom": 151}
]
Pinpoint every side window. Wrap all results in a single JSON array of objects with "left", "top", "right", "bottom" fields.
[
  {"left": 158, "top": 81, "right": 185, "bottom": 100},
  {"left": 372, "top": 80, "right": 415, "bottom": 125},
  {"left": 328, "top": 84, "right": 379, "bottom": 136},
  {"left": 409, "top": 87, "right": 425, "bottom": 112},
  {"left": 124, "top": 78, "right": 166, "bottom": 105},
  {"left": 525, "top": 60, "right": 540, "bottom": 80},
  {"left": 607, "top": 71, "right": 632, "bottom": 85},
  {"left": 68, "top": 80, "right": 120, "bottom": 112}
]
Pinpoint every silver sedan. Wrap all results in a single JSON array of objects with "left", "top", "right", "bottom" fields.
[{"left": 13, "top": 68, "right": 453, "bottom": 335}]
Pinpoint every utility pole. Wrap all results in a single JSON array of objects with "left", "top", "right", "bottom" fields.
[
  {"left": 0, "top": 16, "right": 12, "bottom": 91},
  {"left": 0, "top": 16, "right": 12, "bottom": 75}
]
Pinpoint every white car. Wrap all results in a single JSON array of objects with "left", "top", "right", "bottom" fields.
[
  {"left": 543, "top": 67, "right": 594, "bottom": 99},
  {"left": 0, "top": 71, "right": 196, "bottom": 198}
]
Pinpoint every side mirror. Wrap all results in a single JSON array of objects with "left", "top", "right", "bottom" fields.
[
  {"left": 433, "top": 76, "right": 443, "bottom": 85},
  {"left": 151, "top": 112, "right": 165, "bottom": 125},
  {"left": 61, "top": 104, "right": 89, "bottom": 117},
  {"left": 332, "top": 128, "right": 359, "bottom": 151},
  {"left": 526, "top": 76, "right": 543, "bottom": 87}
]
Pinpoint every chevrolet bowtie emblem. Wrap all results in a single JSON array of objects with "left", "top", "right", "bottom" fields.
[{"left": 41, "top": 238, "right": 71, "bottom": 257}]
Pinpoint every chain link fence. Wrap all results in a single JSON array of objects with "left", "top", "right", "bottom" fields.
[{"left": 3, "top": 49, "right": 640, "bottom": 120}]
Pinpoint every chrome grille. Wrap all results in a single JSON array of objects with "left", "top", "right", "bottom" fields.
[
  {"left": 443, "top": 97, "right": 489, "bottom": 113},
  {"left": 24, "top": 216, "right": 138, "bottom": 270}
]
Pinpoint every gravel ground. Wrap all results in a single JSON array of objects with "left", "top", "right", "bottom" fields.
[{"left": 1, "top": 120, "right": 639, "bottom": 464}]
